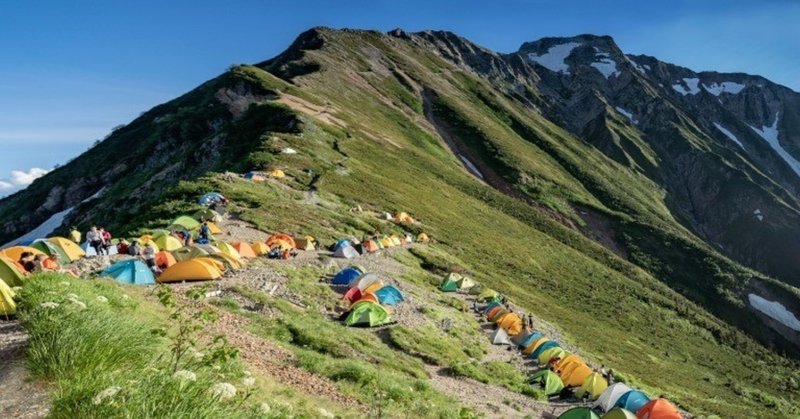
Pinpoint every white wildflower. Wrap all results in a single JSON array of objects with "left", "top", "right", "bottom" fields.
[
  {"left": 241, "top": 377, "right": 255, "bottom": 387},
  {"left": 92, "top": 386, "right": 121, "bottom": 405},
  {"left": 209, "top": 382, "right": 236, "bottom": 400},
  {"left": 173, "top": 370, "right": 197, "bottom": 382},
  {"left": 40, "top": 302, "right": 59, "bottom": 309},
  {"left": 72, "top": 300, "right": 87, "bottom": 310},
  {"left": 258, "top": 403, "right": 271, "bottom": 414},
  {"left": 187, "top": 347, "right": 205, "bottom": 360},
  {"left": 66, "top": 293, "right": 80, "bottom": 301},
  {"left": 319, "top": 407, "right": 335, "bottom": 418},
  {"left": 122, "top": 294, "right": 130, "bottom": 300},
  {"left": 96, "top": 295, "right": 108, "bottom": 303}
]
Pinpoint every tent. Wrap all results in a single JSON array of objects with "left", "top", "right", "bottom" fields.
[
  {"left": 395, "top": 212, "right": 415, "bottom": 223},
  {"left": 0, "top": 246, "right": 45, "bottom": 261},
  {"left": 333, "top": 267, "right": 363, "bottom": 286},
  {"left": 352, "top": 294, "right": 379, "bottom": 306},
  {"left": 294, "top": 236, "right": 316, "bottom": 251},
  {"left": 193, "top": 208, "right": 223, "bottom": 222},
  {"left": 194, "top": 244, "right": 221, "bottom": 254},
  {"left": 343, "top": 287, "right": 363, "bottom": 303},
  {"left": 456, "top": 276, "right": 476, "bottom": 289},
  {"left": 158, "top": 258, "right": 223, "bottom": 283},
  {"left": 389, "top": 235, "right": 402, "bottom": 246},
  {"left": 267, "top": 234, "right": 296, "bottom": 249},
  {"left": 231, "top": 242, "right": 256, "bottom": 258},
  {"left": 31, "top": 240, "right": 71, "bottom": 265},
  {"left": 47, "top": 237, "right": 85, "bottom": 261},
  {"left": 518, "top": 331, "right": 543, "bottom": 349},
  {"left": 0, "top": 257, "right": 27, "bottom": 287},
  {"left": 538, "top": 347, "right": 569, "bottom": 365},
  {"left": 244, "top": 171, "right": 266, "bottom": 181},
  {"left": 355, "top": 273, "right": 382, "bottom": 290},
  {"left": 522, "top": 336, "right": 547, "bottom": 356},
  {"left": 576, "top": 372, "right": 609, "bottom": 400},
  {"left": 486, "top": 307, "right": 507, "bottom": 322},
  {"left": 203, "top": 222, "right": 223, "bottom": 235},
  {"left": 529, "top": 370, "right": 565, "bottom": 396},
  {"left": 171, "top": 246, "right": 210, "bottom": 262},
  {"left": 208, "top": 253, "right": 240, "bottom": 270},
  {"left": 374, "top": 285, "right": 404, "bottom": 305},
  {"left": 417, "top": 233, "right": 429, "bottom": 242},
  {"left": 333, "top": 245, "right": 359, "bottom": 259},
  {"left": 594, "top": 383, "right": 633, "bottom": 413},
  {"left": 477, "top": 289, "right": 499, "bottom": 302},
  {"left": 440, "top": 274, "right": 459, "bottom": 292},
  {"left": 490, "top": 327, "right": 512, "bottom": 345},
  {"left": 215, "top": 242, "right": 243, "bottom": 260},
  {"left": 635, "top": 398, "right": 681, "bottom": 419},
  {"left": 332, "top": 239, "right": 351, "bottom": 252},
  {"left": 530, "top": 341, "right": 560, "bottom": 360},
  {"left": 362, "top": 240, "right": 379, "bottom": 253},
  {"left": 154, "top": 234, "right": 183, "bottom": 252},
  {"left": 556, "top": 355, "right": 593, "bottom": 387},
  {"left": 101, "top": 260, "right": 155, "bottom": 286},
  {"left": 362, "top": 281, "right": 385, "bottom": 296},
  {"left": 156, "top": 251, "right": 177, "bottom": 269},
  {"left": 344, "top": 301, "right": 391, "bottom": 327},
  {"left": 198, "top": 192, "right": 225, "bottom": 206},
  {"left": 614, "top": 390, "right": 650, "bottom": 413},
  {"left": 379, "top": 237, "right": 394, "bottom": 248},
  {"left": 483, "top": 301, "right": 502, "bottom": 314},
  {"left": 81, "top": 241, "right": 119, "bottom": 257},
  {"left": 601, "top": 408, "right": 637, "bottom": 419},
  {"left": 169, "top": 215, "right": 201, "bottom": 231},
  {"left": 268, "top": 169, "right": 286, "bottom": 178},
  {"left": 496, "top": 312, "right": 523, "bottom": 336},
  {"left": 558, "top": 407, "right": 600, "bottom": 419},
  {"left": 250, "top": 241, "right": 269, "bottom": 256},
  {"left": 1, "top": 278, "right": 16, "bottom": 316}
]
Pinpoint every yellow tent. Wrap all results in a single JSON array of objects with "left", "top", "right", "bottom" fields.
[
  {"left": 154, "top": 234, "right": 183, "bottom": 252},
  {"left": 294, "top": 236, "right": 316, "bottom": 251},
  {"left": 269, "top": 169, "right": 286, "bottom": 178},
  {"left": 206, "top": 222, "right": 223, "bottom": 235},
  {"left": 250, "top": 242, "right": 269, "bottom": 256},
  {"left": 158, "top": 258, "right": 223, "bottom": 283},
  {"left": 208, "top": 253, "right": 241, "bottom": 270},
  {"left": 538, "top": 347, "right": 569, "bottom": 365},
  {"left": 417, "top": 233, "right": 430, "bottom": 242},
  {"left": 215, "top": 242, "right": 242, "bottom": 261},
  {"left": 497, "top": 312, "right": 523, "bottom": 336},
  {"left": 48, "top": 237, "right": 85, "bottom": 261},
  {"left": 395, "top": 212, "right": 415, "bottom": 223},
  {"left": 0, "top": 278, "right": 16, "bottom": 316},
  {"left": 575, "top": 372, "right": 608, "bottom": 400},
  {"left": 379, "top": 237, "right": 393, "bottom": 248},
  {"left": 389, "top": 235, "right": 403, "bottom": 246},
  {"left": 0, "top": 246, "right": 45, "bottom": 261}
]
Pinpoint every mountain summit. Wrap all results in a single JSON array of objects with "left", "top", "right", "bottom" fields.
[{"left": 1, "top": 27, "right": 799, "bottom": 416}]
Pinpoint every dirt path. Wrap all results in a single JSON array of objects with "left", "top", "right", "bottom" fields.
[{"left": 0, "top": 321, "right": 50, "bottom": 418}]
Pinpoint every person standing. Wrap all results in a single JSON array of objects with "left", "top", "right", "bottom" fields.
[
  {"left": 69, "top": 226, "right": 82, "bottom": 244},
  {"left": 87, "top": 226, "right": 103, "bottom": 256},
  {"left": 100, "top": 227, "right": 112, "bottom": 253}
]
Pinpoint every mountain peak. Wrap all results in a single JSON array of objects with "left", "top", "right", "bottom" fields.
[{"left": 516, "top": 34, "right": 625, "bottom": 79}]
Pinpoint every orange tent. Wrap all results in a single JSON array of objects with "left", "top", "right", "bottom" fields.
[
  {"left": 0, "top": 246, "right": 45, "bottom": 261},
  {"left": 486, "top": 306, "right": 506, "bottom": 321},
  {"left": 351, "top": 294, "right": 378, "bottom": 307},
  {"left": 636, "top": 399, "right": 681, "bottom": 419},
  {"left": 158, "top": 258, "right": 222, "bottom": 283},
  {"left": 362, "top": 240, "right": 379, "bottom": 253},
  {"left": 155, "top": 251, "right": 177, "bottom": 269},
  {"left": 266, "top": 234, "right": 296, "bottom": 249},
  {"left": 497, "top": 313, "right": 523, "bottom": 336},
  {"left": 231, "top": 242, "right": 256, "bottom": 258},
  {"left": 556, "top": 355, "right": 593, "bottom": 387},
  {"left": 250, "top": 242, "right": 269, "bottom": 255}
]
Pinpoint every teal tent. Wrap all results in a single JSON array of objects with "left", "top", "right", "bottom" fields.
[
  {"left": 374, "top": 285, "right": 404, "bottom": 305},
  {"left": 101, "top": 260, "right": 155, "bottom": 285},
  {"left": 614, "top": 390, "right": 650, "bottom": 413},
  {"left": 530, "top": 340, "right": 560, "bottom": 360},
  {"left": 518, "top": 331, "right": 544, "bottom": 349}
]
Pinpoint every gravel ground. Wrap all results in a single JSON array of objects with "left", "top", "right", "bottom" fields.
[{"left": 0, "top": 320, "right": 50, "bottom": 418}]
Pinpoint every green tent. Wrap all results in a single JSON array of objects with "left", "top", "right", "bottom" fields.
[
  {"left": 468, "top": 283, "right": 486, "bottom": 295},
  {"left": 171, "top": 246, "right": 209, "bottom": 262},
  {"left": 0, "top": 258, "right": 25, "bottom": 287},
  {"left": 440, "top": 273, "right": 460, "bottom": 292},
  {"left": 1, "top": 278, "right": 16, "bottom": 316},
  {"left": 559, "top": 407, "right": 600, "bottom": 419},
  {"left": 529, "top": 370, "right": 565, "bottom": 396},
  {"left": 169, "top": 215, "right": 201, "bottom": 231},
  {"left": 345, "top": 301, "right": 391, "bottom": 327},
  {"left": 31, "top": 240, "right": 71, "bottom": 265},
  {"left": 193, "top": 208, "right": 222, "bottom": 222},
  {"left": 601, "top": 408, "right": 637, "bottom": 419}
]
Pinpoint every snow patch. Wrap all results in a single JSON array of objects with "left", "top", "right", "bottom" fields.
[
  {"left": 627, "top": 58, "right": 650, "bottom": 74},
  {"left": 672, "top": 78, "right": 701, "bottom": 95},
  {"left": 748, "top": 294, "right": 800, "bottom": 332},
  {"left": 703, "top": 81, "right": 745, "bottom": 96},
  {"left": 82, "top": 188, "right": 106, "bottom": 203},
  {"left": 526, "top": 42, "right": 581, "bottom": 74},
  {"left": 2, "top": 207, "right": 74, "bottom": 248},
  {"left": 590, "top": 48, "right": 620, "bottom": 79},
  {"left": 458, "top": 155, "right": 484, "bottom": 180},
  {"left": 713, "top": 123, "right": 744, "bottom": 149},
  {"left": 749, "top": 113, "right": 800, "bottom": 177},
  {"left": 615, "top": 107, "right": 637, "bottom": 124}
]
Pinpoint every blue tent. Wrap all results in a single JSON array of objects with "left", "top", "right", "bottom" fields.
[
  {"left": 518, "top": 331, "right": 544, "bottom": 349},
  {"left": 483, "top": 301, "right": 502, "bottom": 314},
  {"left": 374, "top": 285, "right": 405, "bottom": 305},
  {"left": 530, "top": 340, "right": 560, "bottom": 360},
  {"left": 101, "top": 259, "right": 155, "bottom": 285},
  {"left": 332, "top": 239, "right": 351, "bottom": 252},
  {"left": 614, "top": 390, "right": 650, "bottom": 413},
  {"left": 199, "top": 192, "right": 225, "bottom": 206},
  {"left": 332, "top": 267, "right": 363, "bottom": 285}
]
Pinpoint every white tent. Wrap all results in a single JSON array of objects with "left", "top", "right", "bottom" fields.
[
  {"left": 356, "top": 273, "right": 381, "bottom": 290},
  {"left": 333, "top": 245, "right": 359, "bottom": 259},
  {"left": 490, "top": 327, "right": 512, "bottom": 345},
  {"left": 594, "top": 383, "right": 632, "bottom": 412}
]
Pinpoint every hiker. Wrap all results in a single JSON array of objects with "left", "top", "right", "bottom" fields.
[
  {"left": 117, "top": 239, "right": 130, "bottom": 255},
  {"left": 69, "top": 226, "right": 82, "bottom": 243},
  {"left": 127, "top": 240, "right": 142, "bottom": 257},
  {"left": 42, "top": 254, "right": 61, "bottom": 271},
  {"left": 18, "top": 252, "right": 36, "bottom": 274},
  {"left": 87, "top": 226, "right": 104, "bottom": 256},
  {"left": 198, "top": 222, "right": 210, "bottom": 244},
  {"left": 100, "top": 227, "right": 113, "bottom": 253},
  {"left": 225, "top": 172, "right": 235, "bottom": 182},
  {"left": 32, "top": 254, "right": 49, "bottom": 272},
  {"left": 606, "top": 368, "right": 615, "bottom": 385},
  {"left": 141, "top": 244, "right": 159, "bottom": 273}
]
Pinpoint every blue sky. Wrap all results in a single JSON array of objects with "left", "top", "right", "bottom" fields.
[{"left": 1, "top": 0, "right": 798, "bottom": 196}]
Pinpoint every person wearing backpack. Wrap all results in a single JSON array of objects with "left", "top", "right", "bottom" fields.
[{"left": 198, "top": 222, "right": 211, "bottom": 244}]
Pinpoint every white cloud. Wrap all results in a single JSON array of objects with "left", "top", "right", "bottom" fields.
[{"left": 0, "top": 167, "right": 51, "bottom": 197}]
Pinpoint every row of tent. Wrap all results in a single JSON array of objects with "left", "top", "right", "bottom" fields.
[
  {"left": 332, "top": 266, "right": 405, "bottom": 327},
  {"left": 444, "top": 278, "right": 681, "bottom": 419},
  {"left": 329, "top": 232, "right": 429, "bottom": 260}
]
